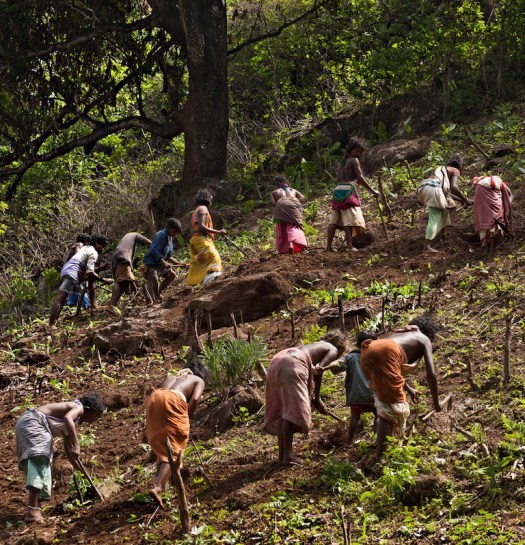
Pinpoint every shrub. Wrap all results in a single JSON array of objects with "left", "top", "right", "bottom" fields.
[{"left": 198, "top": 337, "right": 267, "bottom": 389}]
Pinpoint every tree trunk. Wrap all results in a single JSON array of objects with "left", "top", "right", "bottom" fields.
[{"left": 179, "top": 0, "right": 229, "bottom": 192}]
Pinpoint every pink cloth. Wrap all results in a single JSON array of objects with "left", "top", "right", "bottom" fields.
[
  {"left": 275, "top": 223, "right": 307, "bottom": 254},
  {"left": 473, "top": 180, "right": 513, "bottom": 236},
  {"left": 263, "top": 348, "right": 313, "bottom": 436}
]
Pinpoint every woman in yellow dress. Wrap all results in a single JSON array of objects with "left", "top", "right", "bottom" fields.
[{"left": 187, "top": 189, "right": 227, "bottom": 286}]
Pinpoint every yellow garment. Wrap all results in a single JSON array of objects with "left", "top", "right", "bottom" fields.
[{"left": 188, "top": 235, "right": 222, "bottom": 286}]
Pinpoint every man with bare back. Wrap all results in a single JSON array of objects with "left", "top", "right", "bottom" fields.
[
  {"left": 360, "top": 316, "right": 441, "bottom": 463},
  {"left": 263, "top": 333, "right": 345, "bottom": 466},
  {"left": 146, "top": 371, "right": 205, "bottom": 508},
  {"left": 271, "top": 174, "right": 308, "bottom": 254}
]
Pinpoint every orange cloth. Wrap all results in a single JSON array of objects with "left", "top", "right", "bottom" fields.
[
  {"left": 263, "top": 348, "right": 313, "bottom": 436},
  {"left": 360, "top": 339, "right": 407, "bottom": 404},
  {"left": 146, "top": 389, "right": 190, "bottom": 464}
]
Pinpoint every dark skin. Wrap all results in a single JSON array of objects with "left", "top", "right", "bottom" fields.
[
  {"left": 270, "top": 185, "right": 306, "bottom": 206},
  {"left": 276, "top": 342, "right": 340, "bottom": 466},
  {"left": 373, "top": 327, "right": 441, "bottom": 462},
  {"left": 23, "top": 401, "right": 101, "bottom": 522},
  {"left": 149, "top": 374, "right": 205, "bottom": 508},
  {"left": 145, "top": 227, "right": 187, "bottom": 304},
  {"left": 49, "top": 241, "right": 112, "bottom": 326},
  {"left": 326, "top": 147, "right": 379, "bottom": 252}
]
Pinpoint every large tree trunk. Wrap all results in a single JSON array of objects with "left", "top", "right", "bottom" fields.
[{"left": 179, "top": 0, "right": 228, "bottom": 192}]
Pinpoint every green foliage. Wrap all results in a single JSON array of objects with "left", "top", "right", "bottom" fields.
[
  {"left": 198, "top": 337, "right": 267, "bottom": 389},
  {"left": 305, "top": 283, "right": 363, "bottom": 306},
  {"left": 301, "top": 324, "right": 327, "bottom": 344}
]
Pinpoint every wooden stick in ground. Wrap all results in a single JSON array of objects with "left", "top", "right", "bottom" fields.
[
  {"left": 75, "top": 286, "right": 88, "bottom": 317},
  {"left": 421, "top": 393, "right": 453, "bottom": 422},
  {"left": 207, "top": 313, "right": 213, "bottom": 346},
  {"left": 230, "top": 312, "right": 239, "bottom": 339},
  {"left": 340, "top": 504, "right": 349, "bottom": 545},
  {"left": 76, "top": 459, "right": 104, "bottom": 501},
  {"left": 462, "top": 125, "right": 490, "bottom": 160},
  {"left": 338, "top": 294, "right": 345, "bottom": 332},
  {"left": 377, "top": 175, "right": 392, "bottom": 218},
  {"left": 375, "top": 196, "right": 389, "bottom": 241},
  {"left": 503, "top": 311, "right": 512, "bottom": 383},
  {"left": 166, "top": 439, "right": 190, "bottom": 533},
  {"left": 286, "top": 302, "right": 295, "bottom": 341},
  {"left": 190, "top": 439, "right": 214, "bottom": 489}
]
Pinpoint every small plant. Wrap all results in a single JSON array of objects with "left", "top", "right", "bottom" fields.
[
  {"left": 198, "top": 336, "right": 267, "bottom": 389},
  {"left": 301, "top": 324, "right": 327, "bottom": 344}
]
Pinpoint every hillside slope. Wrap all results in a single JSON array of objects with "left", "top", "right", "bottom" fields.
[{"left": 1, "top": 127, "right": 525, "bottom": 544}]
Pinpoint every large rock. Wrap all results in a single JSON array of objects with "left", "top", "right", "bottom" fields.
[
  {"left": 208, "top": 385, "right": 264, "bottom": 433},
  {"left": 186, "top": 271, "right": 292, "bottom": 328},
  {"left": 92, "top": 309, "right": 180, "bottom": 355},
  {"left": 362, "top": 136, "right": 431, "bottom": 174}
]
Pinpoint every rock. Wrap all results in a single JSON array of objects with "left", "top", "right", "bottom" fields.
[
  {"left": 362, "top": 136, "right": 431, "bottom": 174},
  {"left": 401, "top": 474, "right": 450, "bottom": 505},
  {"left": 0, "top": 363, "right": 26, "bottom": 389},
  {"left": 92, "top": 311, "right": 180, "bottom": 355},
  {"left": 186, "top": 271, "right": 292, "bottom": 328},
  {"left": 208, "top": 385, "right": 264, "bottom": 433}
]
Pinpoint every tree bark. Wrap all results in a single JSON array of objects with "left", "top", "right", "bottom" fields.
[{"left": 178, "top": 0, "right": 228, "bottom": 191}]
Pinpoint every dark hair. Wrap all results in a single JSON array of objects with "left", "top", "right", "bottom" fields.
[
  {"left": 76, "top": 233, "right": 91, "bottom": 244},
  {"left": 273, "top": 175, "right": 288, "bottom": 188},
  {"left": 166, "top": 218, "right": 182, "bottom": 232},
  {"left": 90, "top": 235, "right": 109, "bottom": 246},
  {"left": 195, "top": 189, "right": 213, "bottom": 206},
  {"left": 79, "top": 391, "right": 105, "bottom": 414},
  {"left": 446, "top": 155, "right": 464, "bottom": 171},
  {"left": 409, "top": 315, "right": 437, "bottom": 342},
  {"left": 322, "top": 329, "right": 347, "bottom": 356},
  {"left": 356, "top": 330, "right": 377, "bottom": 348},
  {"left": 345, "top": 139, "right": 365, "bottom": 155}
]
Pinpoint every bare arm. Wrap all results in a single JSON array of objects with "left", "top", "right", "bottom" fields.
[
  {"left": 187, "top": 379, "right": 205, "bottom": 416},
  {"left": 448, "top": 171, "right": 473, "bottom": 206},
  {"left": 421, "top": 339, "right": 440, "bottom": 411},
  {"left": 350, "top": 158, "right": 378, "bottom": 197},
  {"left": 197, "top": 209, "right": 226, "bottom": 236},
  {"left": 294, "top": 190, "right": 306, "bottom": 204}
]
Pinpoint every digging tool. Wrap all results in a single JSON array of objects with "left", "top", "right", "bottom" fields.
[
  {"left": 223, "top": 235, "right": 250, "bottom": 259},
  {"left": 166, "top": 439, "right": 191, "bottom": 533},
  {"left": 313, "top": 399, "right": 343, "bottom": 423},
  {"left": 421, "top": 393, "right": 453, "bottom": 422},
  {"left": 375, "top": 195, "right": 389, "bottom": 241},
  {"left": 76, "top": 458, "right": 104, "bottom": 502}
]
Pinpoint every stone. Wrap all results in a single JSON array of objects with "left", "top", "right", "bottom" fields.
[
  {"left": 186, "top": 271, "right": 292, "bottom": 328},
  {"left": 208, "top": 385, "right": 264, "bottom": 433},
  {"left": 362, "top": 136, "right": 431, "bottom": 174}
]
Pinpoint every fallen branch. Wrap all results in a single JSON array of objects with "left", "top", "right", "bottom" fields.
[
  {"left": 166, "top": 440, "right": 191, "bottom": 533},
  {"left": 454, "top": 424, "right": 491, "bottom": 457},
  {"left": 462, "top": 125, "right": 490, "bottom": 160}
]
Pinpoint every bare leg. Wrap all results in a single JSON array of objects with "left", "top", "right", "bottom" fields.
[
  {"left": 149, "top": 462, "right": 171, "bottom": 509},
  {"left": 158, "top": 270, "right": 176, "bottom": 296},
  {"left": 24, "top": 487, "right": 44, "bottom": 523},
  {"left": 277, "top": 425, "right": 284, "bottom": 464},
  {"left": 348, "top": 413, "right": 360, "bottom": 443},
  {"left": 146, "top": 269, "right": 160, "bottom": 302},
  {"left": 49, "top": 291, "right": 68, "bottom": 326},
  {"left": 343, "top": 226, "right": 358, "bottom": 251},
  {"left": 326, "top": 224, "right": 337, "bottom": 251},
  {"left": 281, "top": 420, "right": 302, "bottom": 466},
  {"left": 375, "top": 418, "right": 393, "bottom": 463},
  {"left": 88, "top": 278, "right": 97, "bottom": 312},
  {"left": 109, "top": 282, "right": 123, "bottom": 308}
]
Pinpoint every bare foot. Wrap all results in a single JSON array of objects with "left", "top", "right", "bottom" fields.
[
  {"left": 280, "top": 456, "right": 303, "bottom": 467},
  {"left": 149, "top": 488, "right": 165, "bottom": 509},
  {"left": 24, "top": 508, "right": 44, "bottom": 523},
  {"left": 423, "top": 246, "right": 442, "bottom": 254}
]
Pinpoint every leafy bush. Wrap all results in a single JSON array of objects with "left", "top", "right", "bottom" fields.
[
  {"left": 301, "top": 324, "right": 327, "bottom": 344},
  {"left": 198, "top": 337, "right": 267, "bottom": 389}
]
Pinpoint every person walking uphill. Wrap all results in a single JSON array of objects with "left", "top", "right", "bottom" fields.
[
  {"left": 360, "top": 316, "right": 441, "bottom": 463},
  {"left": 271, "top": 174, "right": 308, "bottom": 254},
  {"left": 49, "top": 235, "right": 112, "bottom": 326},
  {"left": 187, "top": 189, "right": 226, "bottom": 286},
  {"left": 263, "top": 337, "right": 344, "bottom": 467},
  {"left": 326, "top": 140, "right": 379, "bottom": 252},
  {"left": 15, "top": 392, "right": 105, "bottom": 522},
  {"left": 146, "top": 370, "right": 205, "bottom": 509},
  {"left": 472, "top": 174, "right": 513, "bottom": 259},
  {"left": 142, "top": 218, "right": 186, "bottom": 304},
  {"left": 416, "top": 156, "right": 473, "bottom": 253},
  {"left": 109, "top": 231, "right": 152, "bottom": 310}
]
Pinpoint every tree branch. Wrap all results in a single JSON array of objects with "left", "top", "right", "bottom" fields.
[
  {"left": 0, "top": 15, "right": 156, "bottom": 61},
  {"left": 228, "top": 0, "right": 335, "bottom": 56},
  {"left": 2, "top": 113, "right": 183, "bottom": 200}
]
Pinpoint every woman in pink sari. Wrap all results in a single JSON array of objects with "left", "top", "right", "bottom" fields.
[{"left": 270, "top": 175, "right": 307, "bottom": 254}]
